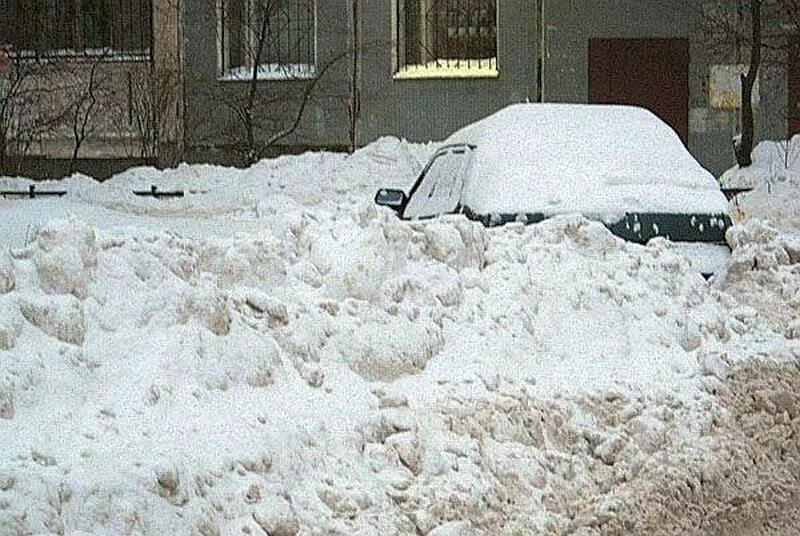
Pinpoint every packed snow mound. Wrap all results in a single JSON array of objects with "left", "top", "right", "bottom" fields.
[
  {"left": 1, "top": 137, "right": 798, "bottom": 535},
  {"left": 727, "top": 218, "right": 800, "bottom": 268},
  {"left": 731, "top": 174, "right": 800, "bottom": 235},
  {"left": 445, "top": 104, "right": 729, "bottom": 217},
  {"left": 719, "top": 140, "right": 800, "bottom": 372},
  {"left": 0, "top": 136, "right": 433, "bottom": 226},
  {"left": 1, "top": 204, "right": 796, "bottom": 534},
  {"left": 720, "top": 136, "right": 800, "bottom": 189},
  {"left": 720, "top": 137, "right": 800, "bottom": 235},
  {"left": 721, "top": 218, "right": 800, "bottom": 337}
]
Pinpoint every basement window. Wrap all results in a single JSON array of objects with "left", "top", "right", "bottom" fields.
[
  {"left": 218, "top": 0, "right": 317, "bottom": 81},
  {"left": 394, "top": 0, "right": 498, "bottom": 79}
]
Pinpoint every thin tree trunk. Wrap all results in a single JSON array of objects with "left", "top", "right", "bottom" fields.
[
  {"left": 736, "top": 0, "right": 761, "bottom": 168},
  {"left": 70, "top": 62, "right": 99, "bottom": 174},
  {"left": 244, "top": 4, "right": 272, "bottom": 165},
  {"left": 260, "top": 50, "right": 350, "bottom": 153},
  {"left": 348, "top": 0, "right": 360, "bottom": 153}
]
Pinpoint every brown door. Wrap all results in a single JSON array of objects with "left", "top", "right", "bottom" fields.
[
  {"left": 789, "top": 40, "right": 800, "bottom": 138},
  {"left": 589, "top": 38, "right": 689, "bottom": 145}
]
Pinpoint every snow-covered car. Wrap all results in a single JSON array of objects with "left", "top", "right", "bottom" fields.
[{"left": 375, "top": 104, "right": 732, "bottom": 273}]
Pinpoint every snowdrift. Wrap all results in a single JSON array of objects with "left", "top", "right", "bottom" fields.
[
  {"left": 720, "top": 137, "right": 800, "bottom": 236},
  {"left": 718, "top": 137, "right": 800, "bottom": 343},
  {"left": 720, "top": 135, "right": 800, "bottom": 190},
  {"left": 0, "top": 138, "right": 798, "bottom": 535}
]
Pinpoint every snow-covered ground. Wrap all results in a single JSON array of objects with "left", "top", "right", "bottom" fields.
[{"left": 0, "top": 136, "right": 799, "bottom": 535}]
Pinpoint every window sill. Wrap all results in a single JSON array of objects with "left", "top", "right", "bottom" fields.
[
  {"left": 218, "top": 63, "right": 317, "bottom": 82},
  {"left": 10, "top": 49, "right": 151, "bottom": 62},
  {"left": 393, "top": 62, "right": 499, "bottom": 80}
]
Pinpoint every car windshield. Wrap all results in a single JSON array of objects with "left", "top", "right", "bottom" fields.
[{"left": 403, "top": 146, "right": 472, "bottom": 220}]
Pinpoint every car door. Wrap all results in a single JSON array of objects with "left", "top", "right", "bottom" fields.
[{"left": 402, "top": 145, "right": 473, "bottom": 220}]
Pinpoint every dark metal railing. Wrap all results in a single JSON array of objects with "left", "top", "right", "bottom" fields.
[
  {"left": 396, "top": 0, "right": 497, "bottom": 73},
  {"left": 0, "top": 0, "right": 152, "bottom": 58},
  {"left": 220, "top": 0, "right": 316, "bottom": 76},
  {"left": 0, "top": 184, "right": 66, "bottom": 198},
  {"left": 0, "top": 184, "right": 184, "bottom": 200},
  {"left": 133, "top": 185, "right": 184, "bottom": 198}
]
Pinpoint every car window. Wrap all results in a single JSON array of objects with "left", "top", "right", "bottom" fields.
[{"left": 403, "top": 146, "right": 471, "bottom": 220}]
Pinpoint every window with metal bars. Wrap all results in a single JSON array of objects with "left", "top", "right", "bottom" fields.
[
  {"left": 395, "top": 0, "right": 498, "bottom": 77},
  {"left": 0, "top": 0, "right": 152, "bottom": 58},
  {"left": 218, "top": 0, "right": 316, "bottom": 80}
]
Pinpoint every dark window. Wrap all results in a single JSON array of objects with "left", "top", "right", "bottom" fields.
[
  {"left": 0, "top": 0, "right": 152, "bottom": 57},
  {"left": 219, "top": 0, "right": 316, "bottom": 79},
  {"left": 395, "top": 0, "right": 497, "bottom": 75}
]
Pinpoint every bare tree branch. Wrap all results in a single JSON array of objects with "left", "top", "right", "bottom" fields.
[
  {"left": 261, "top": 49, "right": 351, "bottom": 155},
  {"left": 69, "top": 60, "right": 103, "bottom": 173}
]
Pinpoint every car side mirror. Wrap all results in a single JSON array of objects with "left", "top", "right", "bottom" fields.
[{"left": 374, "top": 188, "right": 407, "bottom": 213}]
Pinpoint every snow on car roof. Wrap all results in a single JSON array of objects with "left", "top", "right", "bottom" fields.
[{"left": 446, "top": 104, "right": 730, "bottom": 219}]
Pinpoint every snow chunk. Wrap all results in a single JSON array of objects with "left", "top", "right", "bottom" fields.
[
  {"left": 32, "top": 218, "right": 97, "bottom": 299},
  {"left": 244, "top": 290, "right": 290, "bottom": 327},
  {"left": 252, "top": 495, "right": 300, "bottom": 536},
  {"left": 726, "top": 219, "right": 792, "bottom": 275},
  {"left": 429, "top": 520, "right": 484, "bottom": 536},
  {"left": 18, "top": 293, "right": 85, "bottom": 345},
  {"left": 318, "top": 485, "right": 360, "bottom": 519},
  {"left": 593, "top": 433, "right": 627, "bottom": 465},
  {"left": 179, "top": 325, "right": 283, "bottom": 391},
  {"left": 680, "top": 319, "right": 703, "bottom": 352},
  {"left": 0, "top": 386, "right": 14, "bottom": 419},
  {"left": 339, "top": 316, "right": 444, "bottom": 381},
  {"left": 0, "top": 297, "right": 23, "bottom": 350},
  {"left": 179, "top": 287, "right": 231, "bottom": 336},
  {"left": 786, "top": 319, "right": 800, "bottom": 340},
  {"left": 420, "top": 217, "right": 486, "bottom": 271},
  {"left": 698, "top": 351, "right": 730, "bottom": 382},
  {"left": 0, "top": 254, "right": 14, "bottom": 294},
  {"left": 312, "top": 223, "right": 400, "bottom": 302},
  {"left": 385, "top": 431, "right": 422, "bottom": 475}
]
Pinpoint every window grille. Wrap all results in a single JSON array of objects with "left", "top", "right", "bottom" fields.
[
  {"left": 219, "top": 0, "right": 316, "bottom": 79},
  {"left": 0, "top": 0, "right": 153, "bottom": 57},
  {"left": 396, "top": 0, "right": 497, "bottom": 75}
]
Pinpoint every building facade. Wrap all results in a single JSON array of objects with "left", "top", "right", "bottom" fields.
[
  {"left": 182, "top": 0, "right": 796, "bottom": 176},
  {"left": 0, "top": 0, "right": 182, "bottom": 177},
  {"left": 2, "top": 1, "right": 796, "bottom": 178}
]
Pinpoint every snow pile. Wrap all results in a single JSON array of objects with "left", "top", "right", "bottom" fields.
[
  {"left": 722, "top": 216, "right": 800, "bottom": 338},
  {"left": 719, "top": 138, "right": 800, "bottom": 338},
  {"left": 0, "top": 137, "right": 431, "bottom": 230},
  {"left": 448, "top": 104, "right": 729, "bottom": 217},
  {"left": 731, "top": 174, "right": 800, "bottom": 235},
  {"left": 720, "top": 136, "right": 800, "bottom": 235},
  {"left": 720, "top": 136, "right": 800, "bottom": 190},
  {"left": 0, "top": 137, "right": 798, "bottom": 534},
  {"left": 2, "top": 212, "right": 796, "bottom": 533}
]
